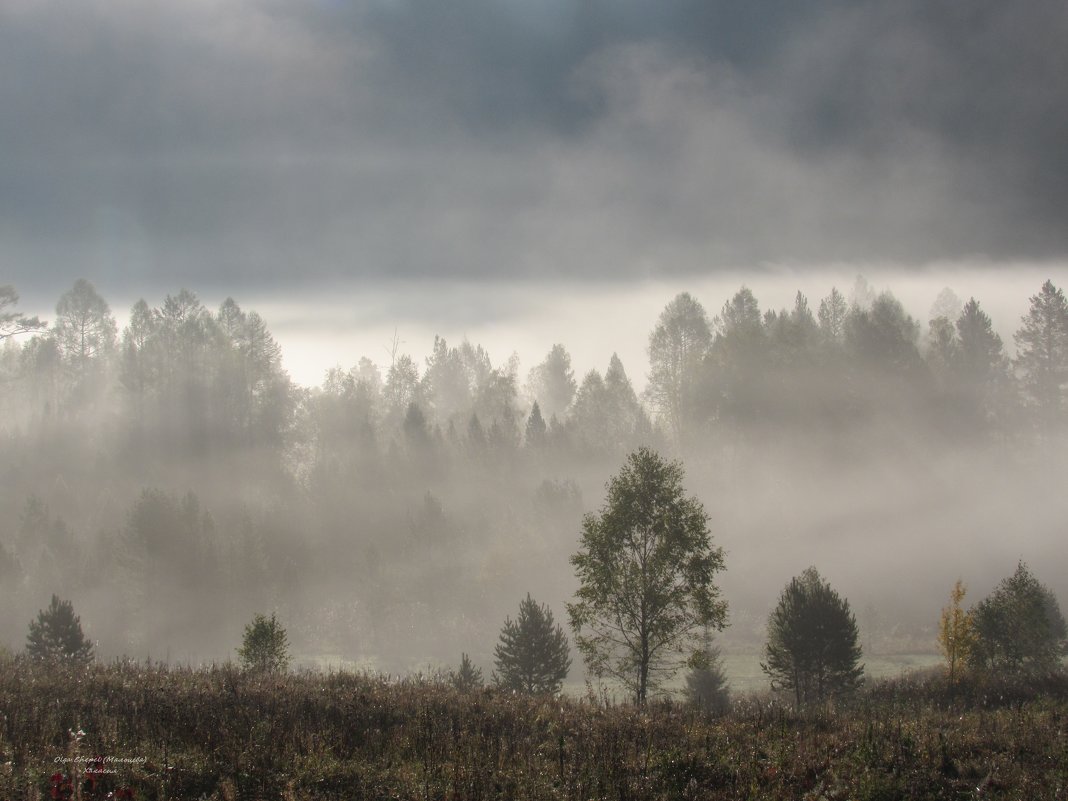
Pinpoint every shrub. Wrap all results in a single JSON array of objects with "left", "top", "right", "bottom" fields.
[{"left": 238, "top": 613, "right": 289, "bottom": 674}]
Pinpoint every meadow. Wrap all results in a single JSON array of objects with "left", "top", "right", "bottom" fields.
[{"left": 1, "top": 657, "right": 1066, "bottom": 801}]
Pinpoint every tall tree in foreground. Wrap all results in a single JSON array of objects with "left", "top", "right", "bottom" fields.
[
  {"left": 493, "top": 594, "right": 571, "bottom": 695},
  {"left": 26, "top": 595, "right": 93, "bottom": 665},
  {"left": 969, "top": 562, "right": 1067, "bottom": 675},
  {"left": 762, "top": 568, "right": 863, "bottom": 709},
  {"left": 568, "top": 448, "right": 727, "bottom": 705}
]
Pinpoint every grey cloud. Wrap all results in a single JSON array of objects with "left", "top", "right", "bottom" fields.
[{"left": 1, "top": 0, "right": 1066, "bottom": 298}]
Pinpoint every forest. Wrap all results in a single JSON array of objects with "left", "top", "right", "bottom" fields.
[
  {"left": 3, "top": 276, "right": 1068, "bottom": 799},
  {"left": 0, "top": 277, "right": 1066, "bottom": 675}
]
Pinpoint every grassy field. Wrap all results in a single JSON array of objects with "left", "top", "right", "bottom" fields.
[{"left": 1, "top": 656, "right": 1067, "bottom": 800}]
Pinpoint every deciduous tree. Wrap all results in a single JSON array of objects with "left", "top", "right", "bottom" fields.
[
  {"left": 646, "top": 293, "right": 711, "bottom": 441},
  {"left": 238, "top": 612, "right": 290, "bottom": 674},
  {"left": 938, "top": 579, "right": 975, "bottom": 682},
  {"left": 568, "top": 448, "right": 727, "bottom": 705}
]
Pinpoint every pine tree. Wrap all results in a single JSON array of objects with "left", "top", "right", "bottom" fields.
[
  {"left": 762, "top": 568, "right": 863, "bottom": 708},
  {"left": 684, "top": 631, "right": 730, "bottom": 714},
  {"left": 969, "top": 562, "right": 1067, "bottom": 675},
  {"left": 451, "top": 652, "right": 484, "bottom": 691},
  {"left": 525, "top": 401, "right": 547, "bottom": 447},
  {"left": 1014, "top": 280, "right": 1068, "bottom": 428},
  {"left": 0, "top": 285, "right": 45, "bottom": 340},
  {"left": 817, "top": 287, "right": 848, "bottom": 344},
  {"left": 26, "top": 595, "right": 93, "bottom": 665},
  {"left": 494, "top": 594, "right": 571, "bottom": 694}
]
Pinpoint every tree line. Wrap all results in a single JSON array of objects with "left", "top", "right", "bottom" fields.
[
  {"left": 1, "top": 277, "right": 1066, "bottom": 665},
  {"left": 3, "top": 278, "right": 1067, "bottom": 465}
]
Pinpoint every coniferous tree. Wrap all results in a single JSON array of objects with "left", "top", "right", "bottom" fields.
[
  {"left": 0, "top": 285, "right": 45, "bottom": 340},
  {"left": 817, "top": 287, "right": 848, "bottom": 344},
  {"left": 26, "top": 595, "right": 93, "bottom": 665},
  {"left": 525, "top": 401, "right": 547, "bottom": 447},
  {"left": 684, "top": 631, "right": 730, "bottom": 714},
  {"left": 969, "top": 562, "right": 1067, "bottom": 675},
  {"left": 527, "top": 344, "right": 577, "bottom": 421},
  {"left": 493, "top": 594, "right": 571, "bottom": 695},
  {"left": 451, "top": 652, "right": 484, "bottom": 691},
  {"left": 953, "top": 298, "right": 1008, "bottom": 427},
  {"left": 1014, "top": 280, "right": 1068, "bottom": 429},
  {"left": 53, "top": 279, "right": 117, "bottom": 369},
  {"left": 762, "top": 568, "right": 863, "bottom": 708}
]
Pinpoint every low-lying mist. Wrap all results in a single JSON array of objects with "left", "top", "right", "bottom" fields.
[{"left": 1, "top": 271, "right": 1065, "bottom": 687}]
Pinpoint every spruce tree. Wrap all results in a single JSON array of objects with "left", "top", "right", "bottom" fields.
[
  {"left": 1015, "top": 280, "right": 1068, "bottom": 428},
  {"left": 684, "top": 631, "right": 730, "bottom": 714},
  {"left": 494, "top": 594, "right": 571, "bottom": 694},
  {"left": 451, "top": 652, "right": 484, "bottom": 691},
  {"left": 762, "top": 568, "right": 863, "bottom": 708},
  {"left": 26, "top": 595, "right": 93, "bottom": 665},
  {"left": 969, "top": 562, "right": 1067, "bottom": 675}
]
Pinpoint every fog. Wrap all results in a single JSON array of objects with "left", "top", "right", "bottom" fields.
[
  {"left": 2, "top": 1, "right": 1067, "bottom": 688},
  {"left": 256, "top": 264, "right": 1061, "bottom": 389},
  {"left": 2, "top": 271, "right": 1066, "bottom": 682}
]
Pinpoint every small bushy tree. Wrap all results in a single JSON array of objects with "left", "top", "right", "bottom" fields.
[
  {"left": 762, "top": 568, "right": 863, "bottom": 708},
  {"left": 238, "top": 613, "right": 289, "bottom": 674},
  {"left": 969, "top": 562, "right": 1067, "bottom": 675},
  {"left": 26, "top": 595, "right": 93, "bottom": 665},
  {"left": 684, "top": 632, "right": 730, "bottom": 714},
  {"left": 494, "top": 594, "right": 571, "bottom": 694},
  {"left": 451, "top": 652, "right": 484, "bottom": 691}
]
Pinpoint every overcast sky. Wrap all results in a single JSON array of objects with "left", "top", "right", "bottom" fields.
[{"left": 3, "top": 0, "right": 1066, "bottom": 303}]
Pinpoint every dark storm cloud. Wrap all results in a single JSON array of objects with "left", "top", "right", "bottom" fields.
[{"left": 1, "top": 0, "right": 1066, "bottom": 296}]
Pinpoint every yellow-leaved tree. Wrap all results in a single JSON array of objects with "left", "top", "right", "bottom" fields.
[{"left": 938, "top": 579, "right": 975, "bottom": 681}]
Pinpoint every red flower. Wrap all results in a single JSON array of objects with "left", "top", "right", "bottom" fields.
[{"left": 50, "top": 772, "right": 73, "bottom": 801}]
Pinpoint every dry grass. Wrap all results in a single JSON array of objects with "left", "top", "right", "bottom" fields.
[{"left": 1, "top": 657, "right": 1066, "bottom": 800}]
